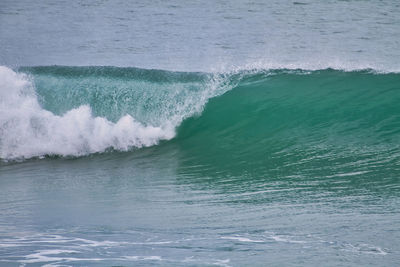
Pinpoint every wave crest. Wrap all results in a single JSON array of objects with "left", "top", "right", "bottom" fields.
[{"left": 0, "top": 66, "right": 176, "bottom": 160}]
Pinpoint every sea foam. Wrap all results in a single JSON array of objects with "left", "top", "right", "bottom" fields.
[
  {"left": 0, "top": 66, "right": 176, "bottom": 160},
  {"left": 0, "top": 66, "right": 234, "bottom": 160}
]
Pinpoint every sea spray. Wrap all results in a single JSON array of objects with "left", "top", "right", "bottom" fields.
[
  {"left": 0, "top": 66, "right": 178, "bottom": 159},
  {"left": 0, "top": 66, "right": 237, "bottom": 160}
]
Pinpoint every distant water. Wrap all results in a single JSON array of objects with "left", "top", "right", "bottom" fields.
[
  {"left": 1, "top": 0, "right": 400, "bottom": 71},
  {"left": 1, "top": 1, "right": 400, "bottom": 266}
]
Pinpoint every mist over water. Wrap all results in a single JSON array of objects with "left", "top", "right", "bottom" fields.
[{"left": 1, "top": 0, "right": 400, "bottom": 266}]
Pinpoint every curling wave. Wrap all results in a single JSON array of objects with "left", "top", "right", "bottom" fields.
[
  {"left": 0, "top": 66, "right": 232, "bottom": 159},
  {"left": 1, "top": 65, "right": 399, "bottom": 161}
]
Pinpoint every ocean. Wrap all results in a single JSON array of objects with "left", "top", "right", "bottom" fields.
[{"left": 0, "top": 0, "right": 399, "bottom": 266}]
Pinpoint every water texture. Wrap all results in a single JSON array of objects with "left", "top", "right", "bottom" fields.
[{"left": 0, "top": 0, "right": 400, "bottom": 266}]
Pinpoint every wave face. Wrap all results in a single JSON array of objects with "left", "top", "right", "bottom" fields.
[
  {"left": 175, "top": 69, "right": 400, "bottom": 179},
  {"left": 1, "top": 65, "right": 399, "bottom": 160}
]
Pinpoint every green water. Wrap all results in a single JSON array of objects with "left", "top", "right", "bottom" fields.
[{"left": 0, "top": 66, "right": 399, "bottom": 266}]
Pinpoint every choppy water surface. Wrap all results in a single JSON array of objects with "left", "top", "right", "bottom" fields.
[{"left": 1, "top": 0, "right": 400, "bottom": 266}]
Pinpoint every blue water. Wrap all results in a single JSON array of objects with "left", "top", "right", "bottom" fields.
[
  {"left": 1, "top": 0, "right": 400, "bottom": 71},
  {"left": 1, "top": 1, "right": 400, "bottom": 266}
]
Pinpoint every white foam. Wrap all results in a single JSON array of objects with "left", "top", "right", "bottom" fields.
[
  {"left": 221, "top": 236, "right": 264, "bottom": 243},
  {"left": 269, "top": 235, "right": 307, "bottom": 244},
  {"left": 265, "top": 232, "right": 308, "bottom": 244},
  {"left": 325, "top": 171, "right": 370, "bottom": 178},
  {"left": 0, "top": 66, "right": 178, "bottom": 160},
  {"left": 19, "top": 248, "right": 163, "bottom": 264},
  {"left": 122, "top": 255, "right": 162, "bottom": 261},
  {"left": 342, "top": 243, "right": 388, "bottom": 256},
  {"left": 0, "top": 66, "right": 236, "bottom": 160},
  {"left": 183, "top": 256, "right": 231, "bottom": 267},
  {"left": 210, "top": 59, "right": 400, "bottom": 74}
]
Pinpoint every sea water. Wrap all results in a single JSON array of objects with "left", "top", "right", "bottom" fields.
[{"left": 0, "top": 0, "right": 399, "bottom": 266}]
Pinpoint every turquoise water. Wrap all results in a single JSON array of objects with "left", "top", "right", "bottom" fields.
[
  {"left": 1, "top": 0, "right": 400, "bottom": 266},
  {"left": 0, "top": 66, "right": 399, "bottom": 266}
]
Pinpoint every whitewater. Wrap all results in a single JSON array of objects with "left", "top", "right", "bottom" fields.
[{"left": 0, "top": 65, "right": 240, "bottom": 159}]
